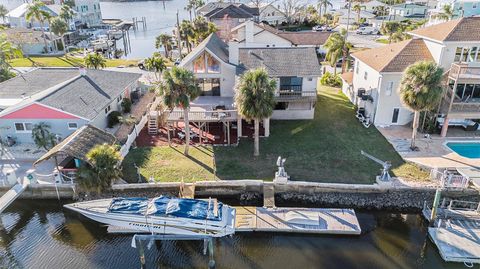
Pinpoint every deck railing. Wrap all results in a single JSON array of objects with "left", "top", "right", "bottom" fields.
[
  {"left": 163, "top": 109, "right": 238, "bottom": 122},
  {"left": 275, "top": 90, "right": 317, "bottom": 101},
  {"left": 449, "top": 63, "right": 480, "bottom": 79}
]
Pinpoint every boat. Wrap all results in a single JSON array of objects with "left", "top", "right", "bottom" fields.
[{"left": 64, "top": 196, "right": 236, "bottom": 237}]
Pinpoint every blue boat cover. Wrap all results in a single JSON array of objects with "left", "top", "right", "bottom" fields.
[{"left": 108, "top": 196, "right": 223, "bottom": 221}]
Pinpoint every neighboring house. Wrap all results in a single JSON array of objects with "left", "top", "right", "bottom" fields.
[
  {"left": 6, "top": 3, "right": 75, "bottom": 30},
  {"left": 71, "top": 0, "right": 103, "bottom": 28},
  {"left": 0, "top": 68, "right": 142, "bottom": 144},
  {"left": 428, "top": 0, "right": 480, "bottom": 25},
  {"left": 255, "top": 3, "right": 287, "bottom": 25},
  {"left": 179, "top": 31, "right": 321, "bottom": 120},
  {"left": 342, "top": 17, "right": 480, "bottom": 136},
  {"left": 334, "top": 9, "right": 376, "bottom": 25},
  {"left": 389, "top": 3, "right": 428, "bottom": 17},
  {"left": 363, "top": 0, "right": 389, "bottom": 13},
  {"left": 2, "top": 28, "right": 60, "bottom": 55}
]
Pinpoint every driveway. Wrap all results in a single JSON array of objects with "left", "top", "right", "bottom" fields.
[{"left": 346, "top": 31, "right": 386, "bottom": 49}]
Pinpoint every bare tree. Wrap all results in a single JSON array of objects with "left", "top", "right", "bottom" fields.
[{"left": 281, "top": 0, "right": 303, "bottom": 23}]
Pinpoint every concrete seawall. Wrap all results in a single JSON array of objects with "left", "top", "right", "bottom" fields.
[{"left": 2, "top": 181, "right": 479, "bottom": 211}]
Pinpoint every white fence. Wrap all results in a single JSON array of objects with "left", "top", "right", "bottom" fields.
[
  {"left": 119, "top": 113, "right": 148, "bottom": 157},
  {"left": 430, "top": 168, "right": 470, "bottom": 189}
]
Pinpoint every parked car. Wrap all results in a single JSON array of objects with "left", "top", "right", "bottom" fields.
[
  {"left": 312, "top": 25, "right": 332, "bottom": 32},
  {"left": 356, "top": 27, "right": 379, "bottom": 35}
]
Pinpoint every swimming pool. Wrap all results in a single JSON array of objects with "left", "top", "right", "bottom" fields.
[{"left": 446, "top": 142, "right": 480, "bottom": 158}]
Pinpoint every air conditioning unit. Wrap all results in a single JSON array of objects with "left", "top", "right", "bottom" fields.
[{"left": 357, "top": 88, "right": 366, "bottom": 97}]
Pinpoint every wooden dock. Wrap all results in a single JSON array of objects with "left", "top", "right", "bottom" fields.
[
  {"left": 0, "top": 180, "right": 29, "bottom": 214},
  {"left": 234, "top": 206, "right": 361, "bottom": 235},
  {"left": 429, "top": 226, "right": 480, "bottom": 264}
]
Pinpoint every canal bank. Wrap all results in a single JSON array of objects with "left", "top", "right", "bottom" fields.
[{"left": 3, "top": 180, "right": 479, "bottom": 211}]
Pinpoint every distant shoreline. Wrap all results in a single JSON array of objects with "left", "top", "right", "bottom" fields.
[{"left": 100, "top": 0, "right": 172, "bottom": 2}]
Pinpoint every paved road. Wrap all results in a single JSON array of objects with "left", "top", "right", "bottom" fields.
[{"left": 346, "top": 31, "right": 386, "bottom": 49}]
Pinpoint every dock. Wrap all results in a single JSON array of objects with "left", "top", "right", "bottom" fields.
[
  {"left": 234, "top": 206, "right": 361, "bottom": 235},
  {"left": 0, "top": 180, "right": 29, "bottom": 213}
]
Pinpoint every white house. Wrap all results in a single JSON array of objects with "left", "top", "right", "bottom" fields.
[
  {"left": 71, "top": 0, "right": 102, "bottom": 28},
  {"left": 428, "top": 0, "right": 480, "bottom": 25},
  {"left": 343, "top": 17, "right": 480, "bottom": 136},
  {"left": 2, "top": 28, "right": 61, "bottom": 55},
  {"left": 389, "top": 3, "right": 428, "bottom": 17},
  {"left": 255, "top": 3, "right": 287, "bottom": 25},
  {"left": 6, "top": 3, "right": 75, "bottom": 30},
  {"left": 363, "top": 0, "right": 389, "bottom": 13}
]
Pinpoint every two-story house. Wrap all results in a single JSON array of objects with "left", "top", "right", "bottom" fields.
[
  {"left": 0, "top": 68, "right": 141, "bottom": 144},
  {"left": 255, "top": 3, "right": 287, "bottom": 25},
  {"left": 6, "top": 3, "right": 75, "bottom": 30},
  {"left": 342, "top": 17, "right": 480, "bottom": 136},
  {"left": 428, "top": 0, "right": 480, "bottom": 25}
]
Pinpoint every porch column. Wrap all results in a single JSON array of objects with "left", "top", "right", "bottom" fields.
[
  {"left": 237, "top": 117, "right": 242, "bottom": 137},
  {"left": 263, "top": 118, "right": 270, "bottom": 137},
  {"left": 440, "top": 117, "right": 449, "bottom": 137}
]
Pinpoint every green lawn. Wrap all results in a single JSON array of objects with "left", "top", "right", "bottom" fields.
[
  {"left": 122, "top": 86, "right": 428, "bottom": 184},
  {"left": 9, "top": 56, "right": 139, "bottom": 68},
  {"left": 376, "top": 38, "right": 390, "bottom": 44},
  {"left": 214, "top": 86, "right": 428, "bottom": 183},
  {"left": 122, "top": 146, "right": 215, "bottom": 183}
]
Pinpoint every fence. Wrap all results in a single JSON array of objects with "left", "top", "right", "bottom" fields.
[
  {"left": 430, "top": 168, "right": 470, "bottom": 189},
  {"left": 119, "top": 112, "right": 148, "bottom": 157}
]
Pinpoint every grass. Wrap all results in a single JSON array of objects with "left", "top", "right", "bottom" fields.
[
  {"left": 376, "top": 38, "right": 390, "bottom": 44},
  {"left": 9, "top": 56, "right": 139, "bottom": 68},
  {"left": 122, "top": 86, "right": 429, "bottom": 184},
  {"left": 214, "top": 86, "right": 428, "bottom": 183},
  {"left": 122, "top": 146, "right": 215, "bottom": 183}
]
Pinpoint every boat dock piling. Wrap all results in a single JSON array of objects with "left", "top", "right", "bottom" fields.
[{"left": 132, "top": 17, "right": 147, "bottom": 31}]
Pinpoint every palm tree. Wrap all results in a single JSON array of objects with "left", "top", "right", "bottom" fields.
[
  {"left": 59, "top": 4, "right": 75, "bottom": 23},
  {"left": 155, "top": 33, "right": 173, "bottom": 58},
  {"left": 317, "top": 0, "right": 333, "bottom": 17},
  {"left": 144, "top": 54, "right": 167, "bottom": 80},
  {"left": 373, "top": 5, "right": 388, "bottom": 16},
  {"left": 84, "top": 53, "right": 106, "bottom": 69},
  {"left": 50, "top": 17, "right": 68, "bottom": 52},
  {"left": 156, "top": 67, "right": 201, "bottom": 156},
  {"left": 235, "top": 68, "right": 276, "bottom": 157},
  {"left": 192, "top": 16, "right": 217, "bottom": 45},
  {"left": 324, "top": 29, "right": 352, "bottom": 74},
  {"left": 26, "top": 0, "right": 51, "bottom": 53},
  {"left": 352, "top": 4, "right": 365, "bottom": 23},
  {"left": 179, "top": 20, "right": 194, "bottom": 52},
  {"left": 0, "top": 4, "right": 8, "bottom": 24},
  {"left": 0, "top": 34, "right": 22, "bottom": 82},
  {"left": 399, "top": 61, "right": 443, "bottom": 150},
  {"left": 185, "top": 0, "right": 195, "bottom": 21},
  {"left": 32, "top": 122, "right": 56, "bottom": 150},
  {"left": 76, "top": 144, "right": 122, "bottom": 192},
  {"left": 434, "top": 5, "right": 455, "bottom": 21},
  {"left": 381, "top": 21, "right": 402, "bottom": 44}
]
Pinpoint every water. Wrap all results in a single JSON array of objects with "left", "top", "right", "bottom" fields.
[
  {"left": 0, "top": 200, "right": 470, "bottom": 269},
  {"left": 446, "top": 142, "right": 480, "bottom": 159}
]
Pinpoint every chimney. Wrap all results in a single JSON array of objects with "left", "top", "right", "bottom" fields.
[
  {"left": 245, "top": 20, "right": 254, "bottom": 44},
  {"left": 79, "top": 67, "right": 87, "bottom": 76}
]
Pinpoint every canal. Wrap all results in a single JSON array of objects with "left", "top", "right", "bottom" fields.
[{"left": 0, "top": 200, "right": 468, "bottom": 269}]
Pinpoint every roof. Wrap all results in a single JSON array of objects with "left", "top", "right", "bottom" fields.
[
  {"left": 180, "top": 33, "right": 229, "bottom": 66},
  {"left": 277, "top": 32, "right": 331, "bottom": 46},
  {"left": 2, "top": 28, "right": 59, "bottom": 44},
  {"left": 34, "top": 125, "right": 117, "bottom": 166},
  {"left": 0, "top": 68, "right": 141, "bottom": 120},
  {"left": 341, "top": 72, "right": 353, "bottom": 85},
  {"left": 6, "top": 3, "right": 58, "bottom": 18},
  {"left": 199, "top": 2, "right": 259, "bottom": 16},
  {"left": 409, "top": 17, "right": 480, "bottom": 42},
  {"left": 237, "top": 47, "right": 322, "bottom": 77},
  {"left": 205, "top": 4, "right": 257, "bottom": 19},
  {"left": 391, "top": 3, "right": 427, "bottom": 8},
  {"left": 351, "top": 38, "right": 434, "bottom": 72}
]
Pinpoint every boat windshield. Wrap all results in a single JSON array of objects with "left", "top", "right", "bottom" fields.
[{"left": 108, "top": 197, "right": 149, "bottom": 215}]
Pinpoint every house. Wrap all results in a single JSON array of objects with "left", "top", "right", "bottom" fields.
[
  {"left": 2, "top": 28, "right": 61, "bottom": 55},
  {"left": 428, "top": 0, "right": 480, "bottom": 25},
  {"left": 254, "top": 3, "right": 287, "bottom": 25},
  {"left": 342, "top": 17, "right": 480, "bottom": 136},
  {"left": 389, "top": 3, "right": 428, "bottom": 18},
  {"left": 6, "top": 3, "right": 75, "bottom": 30},
  {"left": 0, "top": 68, "right": 142, "bottom": 144},
  {"left": 363, "top": 0, "right": 389, "bottom": 13},
  {"left": 334, "top": 8, "right": 376, "bottom": 26},
  {"left": 71, "top": 0, "right": 103, "bottom": 28}
]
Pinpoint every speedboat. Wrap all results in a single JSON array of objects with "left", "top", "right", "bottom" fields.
[{"left": 64, "top": 196, "right": 236, "bottom": 237}]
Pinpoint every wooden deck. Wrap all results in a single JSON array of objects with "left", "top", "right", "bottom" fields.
[
  {"left": 235, "top": 206, "right": 361, "bottom": 235},
  {"left": 429, "top": 227, "right": 480, "bottom": 264}
]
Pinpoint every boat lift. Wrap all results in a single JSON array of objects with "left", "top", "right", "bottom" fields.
[{"left": 360, "top": 150, "right": 391, "bottom": 182}]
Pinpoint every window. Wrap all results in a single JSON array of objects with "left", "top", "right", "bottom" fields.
[
  {"left": 117, "top": 96, "right": 122, "bottom": 102},
  {"left": 364, "top": 71, "right": 368, "bottom": 80},
  {"left": 280, "top": 77, "right": 303, "bottom": 92},
  {"left": 14, "top": 122, "right": 33, "bottom": 132},
  {"left": 275, "top": 102, "right": 288, "bottom": 110},
  {"left": 308, "top": 77, "right": 313, "bottom": 81},
  {"left": 68, "top": 123, "right": 78, "bottom": 130},
  {"left": 386, "top": 81, "right": 394, "bottom": 96},
  {"left": 104, "top": 105, "right": 111, "bottom": 114},
  {"left": 455, "top": 47, "right": 480, "bottom": 62},
  {"left": 392, "top": 108, "right": 399, "bottom": 124},
  {"left": 196, "top": 78, "right": 220, "bottom": 96}
]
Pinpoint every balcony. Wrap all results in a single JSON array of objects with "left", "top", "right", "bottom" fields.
[
  {"left": 161, "top": 108, "right": 238, "bottom": 122},
  {"left": 440, "top": 88, "right": 480, "bottom": 117},
  {"left": 449, "top": 63, "right": 480, "bottom": 81},
  {"left": 275, "top": 89, "right": 317, "bottom": 102}
]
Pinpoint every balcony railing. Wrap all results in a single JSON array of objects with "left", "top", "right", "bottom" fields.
[
  {"left": 275, "top": 90, "right": 317, "bottom": 101},
  {"left": 163, "top": 109, "right": 238, "bottom": 122},
  {"left": 450, "top": 102, "right": 480, "bottom": 113},
  {"left": 449, "top": 63, "right": 480, "bottom": 80}
]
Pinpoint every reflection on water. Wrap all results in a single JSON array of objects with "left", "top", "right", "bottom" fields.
[{"left": 0, "top": 200, "right": 469, "bottom": 269}]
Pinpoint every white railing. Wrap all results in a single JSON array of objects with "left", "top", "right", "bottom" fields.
[
  {"left": 430, "top": 168, "right": 470, "bottom": 189},
  {"left": 120, "top": 113, "right": 148, "bottom": 157},
  {"left": 164, "top": 109, "right": 238, "bottom": 122}
]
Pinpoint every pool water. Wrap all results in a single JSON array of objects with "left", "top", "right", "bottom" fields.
[{"left": 446, "top": 142, "right": 480, "bottom": 158}]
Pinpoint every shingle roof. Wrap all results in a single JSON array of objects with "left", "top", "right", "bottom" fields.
[
  {"left": 2, "top": 28, "right": 59, "bottom": 44},
  {"left": 351, "top": 39, "right": 434, "bottom": 73},
  {"left": 277, "top": 32, "right": 331, "bottom": 46},
  {"left": 34, "top": 125, "right": 117, "bottom": 166},
  {"left": 409, "top": 17, "right": 480, "bottom": 42},
  {"left": 180, "top": 33, "right": 229, "bottom": 66},
  {"left": 205, "top": 4, "right": 256, "bottom": 19},
  {"left": 237, "top": 47, "right": 322, "bottom": 77},
  {"left": 199, "top": 2, "right": 259, "bottom": 16},
  {"left": 38, "top": 69, "right": 142, "bottom": 120}
]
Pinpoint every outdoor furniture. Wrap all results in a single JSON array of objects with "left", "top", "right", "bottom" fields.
[{"left": 437, "top": 118, "right": 479, "bottom": 131}]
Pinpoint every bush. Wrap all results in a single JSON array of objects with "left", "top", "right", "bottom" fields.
[
  {"left": 121, "top": 98, "right": 132, "bottom": 113},
  {"left": 0, "top": 69, "right": 16, "bottom": 82},
  {"left": 320, "top": 72, "right": 342, "bottom": 87},
  {"left": 107, "top": 111, "right": 122, "bottom": 128}
]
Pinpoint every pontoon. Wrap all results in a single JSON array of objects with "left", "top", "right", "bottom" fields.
[{"left": 64, "top": 196, "right": 236, "bottom": 237}]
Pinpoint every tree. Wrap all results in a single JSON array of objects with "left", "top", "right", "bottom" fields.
[
  {"left": 32, "top": 122, "right": 56, "bottom": 150},
  {"left": 76, "top": 144, "right": 122, "bottom": 192},
  {"left": 84, "top": 53, "right": 106, "bottom": 69},
  {"left": 156, "top": 67, "right": 201, "bottom": 156},
  {"left": 399, "top": 61, "right": 443, "bottom": 150},
  {"left": 144, "top": 54, "right": 167, "bottom": 80},
  {"left": 352, "top": 4, "right": 365, "bottom": 23},
  {"left": 381, "top": 21, "right": 401, "bottom": 44},
  {"left": 179, "top": 20, "right": 195, "bottom": 52},
  {"left": 26, "top": 0, "right": 51, "bottom": 53},
  {"left": 155, "top": 33, "right": 173, "bottom": 58},
  {"left": 324, "top": 29, "right": 352, "bottom": 75},
  {"left": 0, "top": 34, "right": 22, "bottom": 71},
  {"left": 0, "top": 4, "right": 8, "bottom": 23},
  {"left": 282, "top": 0, "right": 303, "bottom": 22},
  {"left": 192, "top": 17, "right": 217, "bottom": 45},
  {"left": 50, "top": 17, "right": 68, "bottom": 52},
  {"left": 373, "top": 5, "right": 388, "bottom": 16},
  {"left": 235, "top": 68, "right": 276, "bottom": 156},
  {"left": 434, "top": 5, "right": 455, "bottom": 21},
  {"left": 59, "top": 4, "right": 75, "bottom": 23},
  {"left": 317, "top": 0, "right": 332, "bottom": 17}
]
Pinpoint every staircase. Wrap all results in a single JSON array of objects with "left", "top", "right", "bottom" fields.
[{"left": 148, "top": 111, "right": 158, "bottom": 135}]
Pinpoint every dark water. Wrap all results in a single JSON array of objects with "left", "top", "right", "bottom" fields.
[{"left": 0, "top": 200, "right": 471, "bottom": 269}]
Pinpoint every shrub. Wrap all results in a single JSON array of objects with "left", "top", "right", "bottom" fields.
[
  {"left": 0, "top": 69, "right": 16, "bottom": 82},
  {"left": 107, "top": 111, "right": 122, "bottom": 128},
  {"left": 320, "top": 72, "right": 342, "bottom": 87},
  {"left": 121, "top": 98, "right": 132, "bottom": 113}
]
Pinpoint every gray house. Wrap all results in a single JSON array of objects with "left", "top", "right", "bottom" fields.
[{"left": 0, "top": 68, "right": 142, "bottom": 144}]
